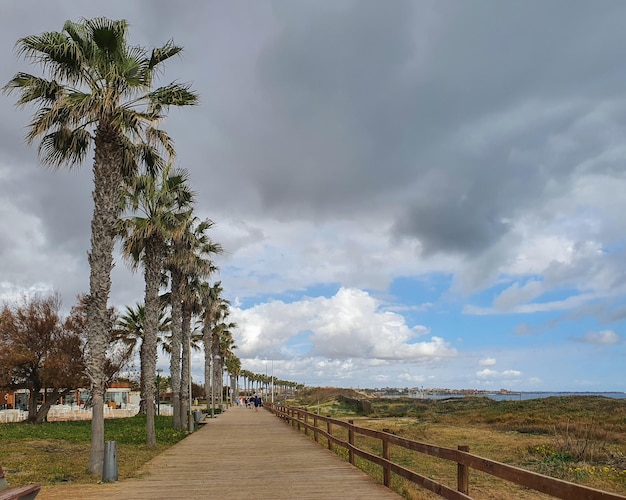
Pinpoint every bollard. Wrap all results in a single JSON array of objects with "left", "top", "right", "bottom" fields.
[{"left": 102, "top": 441, "right": 118, "bottom": 482}]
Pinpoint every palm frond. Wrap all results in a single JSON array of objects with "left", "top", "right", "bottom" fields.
[
  {"left": 38, "top": 127, "right": 91, "bottom": 167},
  {"left": 146, "top": 82, "right": 199, "bottom": 110},
  {"left": 2, "top": 73, "right": 64, "bottom": 106},
  {"left": 148, "top": 40, "right": 183, "bottom": 70}
]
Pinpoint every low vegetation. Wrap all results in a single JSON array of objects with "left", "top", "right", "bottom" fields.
[
  {"left": 1, "top": 391, "right": 624, "bottom": 499},
  {"left": 0, "top": 415, "right": 187, "bottom": 487},
  {"left": 294, "top": 389, "right": 626, "bottom": 499}
]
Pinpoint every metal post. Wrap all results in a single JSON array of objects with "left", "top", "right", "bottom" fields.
[{"left": 102, "top": 441, "right": 118, "bottom": 482}]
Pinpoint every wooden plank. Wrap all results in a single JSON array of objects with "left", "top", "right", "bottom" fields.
[
  {"left": 37, "top": 407, "right": 401, "bottom": 500},
  {"left": 0, "top": 484, "right": 41, "bottom": 500}
]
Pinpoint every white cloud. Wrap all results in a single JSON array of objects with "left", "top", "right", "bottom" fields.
[
  {"left": 476, "top": 369, "right": 497, "bottom": 378},
  {"left": 478, "top": 357, "right": 496, "bottom": 367},
  {"left": 231, "top": 287, "right": 456, "bottom": 362},
  {"left": 576, "top": 330, "right": 623, "bottom": 345},
  {"left": 476, "top": 368, "right": 522, "bottom": 379}
]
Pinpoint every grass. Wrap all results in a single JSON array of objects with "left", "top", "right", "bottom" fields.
[
  {"left": 294, "top": 390, "right": 626, "bottom": 499},
  {"left": 0, "top": 415, "right": 188, "bottom": 487},
  {"left": 2, "top": 394, "right": 625, "bottom": 498}
]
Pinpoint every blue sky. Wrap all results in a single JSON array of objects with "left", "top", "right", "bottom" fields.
[{"left": 0, "top": 1, "right": 625, "bottom": 391}]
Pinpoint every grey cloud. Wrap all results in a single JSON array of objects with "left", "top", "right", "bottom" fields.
[{"left": 2, "top": 1, "right": 626, "bottom": 343}]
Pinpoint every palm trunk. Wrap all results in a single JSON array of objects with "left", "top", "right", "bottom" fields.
[
  {"left": 87, "top": 124, "right": 123, "bottom": 476},
  {"left": 180, "top": 301, "right": 191, "bottom": 428},
  {"left": 211, "top": 332, "right": 220, "bottom": 408},
  {"left": 216, "top": 357, "right": 224, "bottom": 407},
  {"left": 202, "top": 314, "right": 211, "bottom": 412},
  {"left": 230, "top": 374, "right": 236, "bottom": 406},
  {"left": 169, "top": 269, "right": 183, "bottom": 429},
  {"left": 142, "top": 237, "right": 161, "bottom": 446}
]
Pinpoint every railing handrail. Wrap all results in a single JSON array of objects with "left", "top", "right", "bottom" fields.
[{"left": 266, "top": 403, "right": 626, "bottom": 500}]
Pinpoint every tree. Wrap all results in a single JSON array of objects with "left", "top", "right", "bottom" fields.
[
  {"left": 4, "top": 17, "right": 198, "bottom": 474},
  {"left": 200, "top": 281, "right": 225, "bottom": 410},
  {"left": 65, "top": 295, "right": 130, "bottom": 395},
  {"left": 120, "top": 165, "right": 193, "bottom": 445},
  {"left": 114, "top": 303, "right": 170, "bottom": 414},
  {"left": 0, "top": 293, "right": 87, "bottom": 423},
  {"left": 214, "top": 313, "right": 237, "bottom": 407},
  {"left": 165, "top": 217, "right": 221, "bottom": 429},
  {"left": 224, "top": 355, "right": 241, "bottom": 406}
]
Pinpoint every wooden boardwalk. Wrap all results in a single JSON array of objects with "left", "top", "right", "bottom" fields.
[{"left": 38, "top": 406, "right": 401, "bottom": 499}]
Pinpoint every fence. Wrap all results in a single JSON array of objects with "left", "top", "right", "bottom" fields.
[{"left": 266, "top": 403, "right": 626, "bottom": 500}]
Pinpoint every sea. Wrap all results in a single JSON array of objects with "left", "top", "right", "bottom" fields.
[{"left": 416, "top": 392, "right": 626, "bottom": 401}]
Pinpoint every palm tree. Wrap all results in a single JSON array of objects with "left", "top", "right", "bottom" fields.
[
  {"left": 224, "top": 355, "right": 241, "bottom": 406},
  {"left": 179, "top": 275, "right": 204, "bottom": 429},
  {"left": 166, "top": 218, "right": 220, "bottom": 429},
  {"left": 240, "top": 369, "right": 253, "bottom": 396},
  {"left": 114, "top": 303, "right": 170, "bottom": 414},
  {"left": 215, "top": 317, "right": 237, "bottom": 407},
  {"left": 4, "top": 17, "right": 198, "bottom": 474},
  {"left": 200, "top": 281, "right": 225, "bottom": 410},
  {"left": 120, "top": 165, "right": 193, "bottom": 445}
]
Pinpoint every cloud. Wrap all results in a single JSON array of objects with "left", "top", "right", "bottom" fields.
[
  {"left": 476, "top": 368, "right": 522, "bottom": 379},
  {"left": 232, "top": 287, "right": 455, "bottom": 362},
  {"left": 478, "top": 357, "right": 496, "bottom": 367},
  {"left": 2, "top": 2, "right": 626, "bottom": 391},
  {"left": 493, "top": 281, "right": 544, "bottom": 311},
  {"left": 574, "top": 330, "right": 623, "bottom": 345}
]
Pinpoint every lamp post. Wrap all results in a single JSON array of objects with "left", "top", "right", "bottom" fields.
[{"left": 156, "top": 369, "right": 162, "bottom": 416}]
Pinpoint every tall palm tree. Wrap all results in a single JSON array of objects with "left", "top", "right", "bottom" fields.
[
  {"left": 166, "top": 218, "right": 220, "bottom": 429},
  {"left": 240, "top": 369, "right": 253, "bottom": 396},
  {"left": 4, "top": 18, "right": 198, "bottom": 474},
  {"left": 224, "top": 355, "right": 241, "bottom": 406},
  {"left": 120, "top": 165, "right": 193, "bottom": 445},
  {"left": 200, "top": 281, "right": 225, "bottom": 410},
  {"left": 179, "top": 275, "right": 205, "bottom": 429},
  {"left": 215, "top": 317, "right": 237, "bottom": 407}
]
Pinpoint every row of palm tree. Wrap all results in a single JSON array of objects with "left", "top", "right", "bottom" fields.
[
  {"left": 3, "top": 17, "right": 223, "bottom": 475},
  {"left": 238, "top": 370, "right": 301, "bottom": 399},
  {"left": 4, "top": 16, "right": 298, "bottom": 476}
]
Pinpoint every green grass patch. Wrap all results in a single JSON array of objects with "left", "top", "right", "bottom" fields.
[{"left": 0, "top": 415, "right": 188, "bottom": 487}]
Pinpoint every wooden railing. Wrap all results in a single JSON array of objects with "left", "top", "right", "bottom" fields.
[{"left": 266, "top": 403, "right": 626, "bottom": 500}]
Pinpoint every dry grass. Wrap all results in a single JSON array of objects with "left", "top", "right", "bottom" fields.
[
  {"left": 0, "top": 415, "right": 187, "bottom": 488},
  {"left": 294, "top": 391, "right": 626, "bottom": 499}
]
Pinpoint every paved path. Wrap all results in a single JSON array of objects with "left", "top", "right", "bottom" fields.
[{"left": 38, "top": 406, "right": 401, "bottom": 499}]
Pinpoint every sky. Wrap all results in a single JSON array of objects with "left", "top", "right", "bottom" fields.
[{"left": 1, "top": 1, "right": 625, "bottom": 392}]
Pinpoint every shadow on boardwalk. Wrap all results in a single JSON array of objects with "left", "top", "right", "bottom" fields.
[{"left": 38, "top": 406, "right": 401, "bottom": 499}]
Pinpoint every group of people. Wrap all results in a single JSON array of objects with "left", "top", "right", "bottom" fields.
[{"left": 238, "top": 395, "right": 263, "bottom": 411}]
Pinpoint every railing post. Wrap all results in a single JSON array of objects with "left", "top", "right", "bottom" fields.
[
  {"left": 383, "top": 436, "right": 391, "bottom": 487},
  {"left": 304, "top": 413, "right": 309, "bottom": 436},
  {"left": 348, "top": 419, "right": 355, "bottom": 465},
  {"left": 297, "top": 409, "right": 301, "bottom": 431},
  {"left": 327, "top": 420, "right": 333, "bottom": 451},
  {"left": 313, "top": 414, "right": 319, "bottom": 443},
  {"left": 457, "top": 445, "right": 469, "bottom": 494}
]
